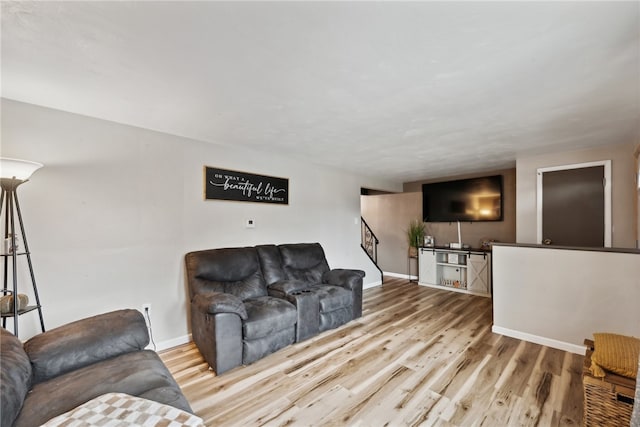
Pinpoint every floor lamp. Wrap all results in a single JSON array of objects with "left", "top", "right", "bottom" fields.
[{"left": 1, "top": 157, "right": 45, "bottom": 336}]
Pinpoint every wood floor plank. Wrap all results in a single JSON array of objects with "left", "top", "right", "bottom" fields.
[
  {"left": 512, "top": 347, "right": 555, "bottom": 426},
  {"left": 558, "top": 353, "right": 584, "bottom": 426},
  {"left": 445, "top": 336, "right": 520, "bottom": 426},
  {"left": 161, "top": 277, "right": 584, "bottom": 426},
  {"left": 496, "top": 340, "right": 543, "bottom": 398}
]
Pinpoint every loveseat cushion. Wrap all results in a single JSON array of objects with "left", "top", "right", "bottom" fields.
[
  {"left": 24, "top": 309, "right": 149, "bottom": 384},
  {"left": 319, "top": 307, "right": 353, "bottom": 332},
  {"left": 279, "top": 243, "right": 330, "bottom": 283},
  {"left": 186, "top": 247, "right": 268, "bottom": 301},
  {"left": 310, "top": 285, "right": 353, "bottom": 313},
  {"left": 0, "top": 328, "right": 32, "bottom": 427},
  {"left": 243, "top": 327, "right": 295, "bottom": 365},
  {"left": 242, "top": 297, "right": 297, "bottom": 340},
  {"left": 256, "top": 244, "right": 286, "bottom": 284},
  {"left": 13, "top": 350, "right": 192, "bottom": 427}
]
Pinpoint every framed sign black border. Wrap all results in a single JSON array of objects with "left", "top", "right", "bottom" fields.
[{"left": 203, "top": 166, "right": 289, "bottom": 205}]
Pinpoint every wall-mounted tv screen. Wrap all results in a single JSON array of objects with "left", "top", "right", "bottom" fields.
[{"left": 422, "top": 175, "right": 503, "bottom": 222}]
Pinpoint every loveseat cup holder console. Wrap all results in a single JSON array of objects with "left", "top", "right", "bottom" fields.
[{"left": 286, "top": 289, "right": 320, "bottom": 341}]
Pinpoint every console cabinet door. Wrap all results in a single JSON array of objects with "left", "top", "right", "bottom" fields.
[
  {"left": 419, "top": 249, "right": 437, "bottom": 284},
  {"left": 467, "top": 254, "right": 490, "bottom": 295}
]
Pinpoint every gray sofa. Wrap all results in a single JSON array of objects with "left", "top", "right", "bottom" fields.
[
  {"left": 0, "top": 309, "right": 192, "bottom": 427},
  {"left": 185, "top": 243, "right": 365, "bottom": 375}
]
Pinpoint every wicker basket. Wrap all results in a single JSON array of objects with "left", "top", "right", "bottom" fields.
[{"left": 583, "top": 339, "right": 636, "bottom": 426}]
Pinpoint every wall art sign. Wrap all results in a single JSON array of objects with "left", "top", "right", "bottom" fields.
[{"left": 204, "top": 166, "right": 289, "bottom": 205}]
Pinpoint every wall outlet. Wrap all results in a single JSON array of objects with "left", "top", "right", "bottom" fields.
[{"left": 141, "top": 303, "right": 151, "bottom": 327}]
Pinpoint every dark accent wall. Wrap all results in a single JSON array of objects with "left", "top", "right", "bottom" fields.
[
  {"left": 361, "top": 168, "right": 516, "bottom": 276},
  {"left": 403, "top": 168, "right": 516, "bottom": 248}
]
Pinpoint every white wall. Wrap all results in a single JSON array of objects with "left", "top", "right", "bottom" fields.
[
  {"left": 1, "top": 99, "right": 399, "bottom": 345},
  {"left": 492, "top": 244, "right": 640, "bottom": 354},
  {"left": 516, "top": 143, "right": 637, "bottom": 248}
]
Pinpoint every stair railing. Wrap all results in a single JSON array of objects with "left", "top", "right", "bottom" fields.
[{"left": 361, "top": 217, "right": 383, "bottom": 283}]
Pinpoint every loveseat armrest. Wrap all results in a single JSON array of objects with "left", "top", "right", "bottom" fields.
[
  {"left": 323, "top": 269, "right": 365, "bottom": 291},
  {"left": 24, "top": 309, "right": 149, "bottom": 384},
  {"left": 190, "top": 293, "right": 245, "bottom": 375},
  {"left": 267, "top": 279, "right": 310, "bottom": 298},
  {"left": 192, "top": 292, "right": 248, "bottom": 320},
  {"left": 323, "top": 269, "right": 365, "bottom": 319}
]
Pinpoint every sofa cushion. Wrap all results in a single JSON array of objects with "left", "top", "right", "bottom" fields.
[
  {"left": 24, "top": 309, "right": 149, "bottom": 384},
  {"left": 186, "top": 247, "right": 267, "bottom": 301},
  {"left": 279, "top": 243, "right": 330, "bottom": 283},
  {"left": 310, "top": 285, "right": 353, "bottom": 313},
  {"left": 13, "top": 350, "right": 192, "bottom": 427},
  {"left": 0, "top": 328, "right": 32, "bottom": 427},
  {"left": 243, "top": 297, "right": 297, "bottom": 340}
]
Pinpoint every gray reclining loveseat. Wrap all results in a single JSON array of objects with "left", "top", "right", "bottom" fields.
[{"left": 185, "top": 243, "right": 365, "bottom": 375}]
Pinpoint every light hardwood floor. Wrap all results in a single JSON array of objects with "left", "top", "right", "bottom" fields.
[{"left": 161, "top": 277, "right": 583, "bottom": 426}]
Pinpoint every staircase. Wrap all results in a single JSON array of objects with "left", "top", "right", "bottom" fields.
[{"left": 360, "top": 217, "right": 383, "bottom": 283}]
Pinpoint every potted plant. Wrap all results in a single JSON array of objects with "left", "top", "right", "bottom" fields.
[{"left": 407, "top": 219, "right": 426, "bottom": 258}]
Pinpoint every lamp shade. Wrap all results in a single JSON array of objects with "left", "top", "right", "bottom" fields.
[{"left": 0, "top": 158, "right": 44, "bottom": 180}]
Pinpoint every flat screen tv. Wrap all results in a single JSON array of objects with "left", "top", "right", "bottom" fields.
[{"left": 422, "top": 175, "right": 503, "bottom": 222}]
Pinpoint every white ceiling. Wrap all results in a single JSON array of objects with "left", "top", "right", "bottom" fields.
[{"left": 2, "top": 1, "right": 639, "bottom": 184}]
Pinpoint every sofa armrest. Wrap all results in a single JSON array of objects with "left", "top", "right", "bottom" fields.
[
  {"left": 192, "top": 292, "right": 247, "bottom": 320},
  {"left": 323, "top": 269, "right": 365, "bottom": 291},
  {"left": 23, "top": 309, "right": 149, "bottom": 384},
  {"left": 267, "top": 280, "right": 310, "bottom": 296},
  {"left": 1, "top": 328, "right": 32, "bottom": 427}
]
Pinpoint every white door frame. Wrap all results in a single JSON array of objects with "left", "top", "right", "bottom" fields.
[{"left": 536, "top": 160, "right": 612, "bottom": 247}]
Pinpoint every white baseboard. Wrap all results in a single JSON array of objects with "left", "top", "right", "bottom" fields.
[
  {"left": 492, "top": 326, "right": 586, "bottom": 355},
  {"left": 364, "top": 280, "right": 383, "bottom": 289},
  {"left": 383, "top": 271, "right": 417, "bottom": 280},
  {"left": 150, "top": 334, "right": 192, "bottom": 352}
]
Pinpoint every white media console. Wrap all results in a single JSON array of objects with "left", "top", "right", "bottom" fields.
[{"left": 418, "top": 247, "right": 492, "bottom": 298}]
